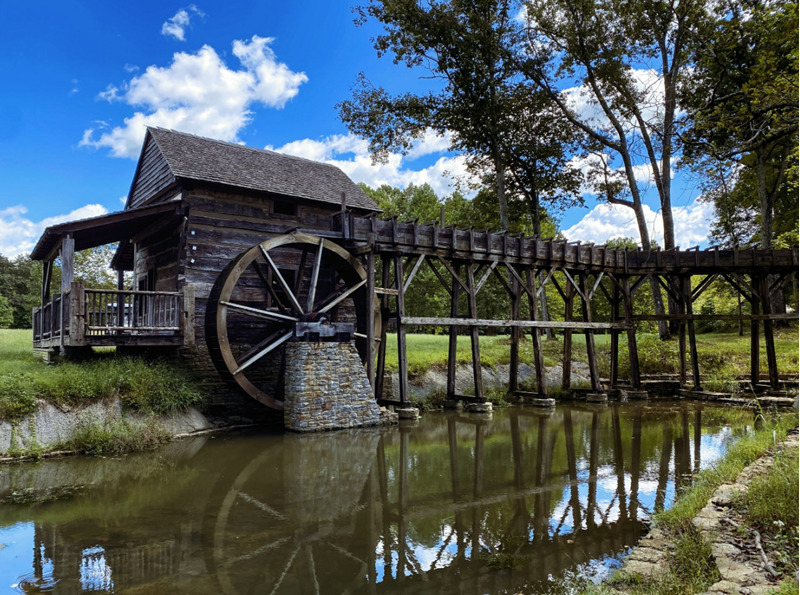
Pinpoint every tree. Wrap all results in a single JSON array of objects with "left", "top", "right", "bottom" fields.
[
  {"left": 681, "top": 0, "right": 798, "bottom": 250},
  {"left": 0, "top": 295, "right": 13, "bottom": 329},
  {"left": 520, "top": 0, "right": 708, "bottom": 337},
  {"left": 0, "top": 255, "right": 40, "bottom": 329},
  {"left": 339, "top": 0, "right": 581, "bottom": 231}
]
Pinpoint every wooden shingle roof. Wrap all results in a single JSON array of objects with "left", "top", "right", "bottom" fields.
[{"left": 145, "top": 127, "right": 380, "bottom": 212}]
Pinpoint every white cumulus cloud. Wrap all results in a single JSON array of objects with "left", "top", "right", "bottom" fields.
[
  {"left": 562, "top": 200, "right": 713, "bottom": 248},
  {"left": 269, "top": 131, "right": 472, "bottom": 198},
  {"left": 161, "top": 5, "right": 204, "bottom": 41},
  {"left": 0, "top": 204, "right": 108, "bottom": 258},
  {"left": 80, "top": 36, "right": 307, "bottom": 159}
]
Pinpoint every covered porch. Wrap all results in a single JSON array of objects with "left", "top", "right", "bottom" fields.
[{"left": 30, "top": 201, "right": 194, "bottom": 352}]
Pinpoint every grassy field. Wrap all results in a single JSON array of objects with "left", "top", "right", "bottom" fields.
[{"left": 382, "top": 326, "right": 799, "bottom": 384}]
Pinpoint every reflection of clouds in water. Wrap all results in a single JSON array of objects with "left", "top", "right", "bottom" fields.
[{"left": 699, "top": 429, "right": 733, "bottom": 470}]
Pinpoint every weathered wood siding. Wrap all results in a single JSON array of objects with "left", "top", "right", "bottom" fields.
[
  {"left": 134, "top": 223, "right": 184, "bottom": 292},
  {"left": 128, "top": 135, "right": 176, "bottom": 209}
]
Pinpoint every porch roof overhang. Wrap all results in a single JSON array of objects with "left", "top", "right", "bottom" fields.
[{"left": 30, "top": 201, "right": 185, "bottom": 263}]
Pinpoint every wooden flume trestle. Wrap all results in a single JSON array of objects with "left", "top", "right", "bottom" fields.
[{"left": 323, "top": 211, "right": 798, "bottom": 406}]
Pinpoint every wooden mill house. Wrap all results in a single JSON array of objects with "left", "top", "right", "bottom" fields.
[{"left": 32, "top": 127, "right": 382, "bottom": 415}]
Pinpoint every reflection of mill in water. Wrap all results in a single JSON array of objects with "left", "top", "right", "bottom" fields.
[{"left": 21, "top": 404, "right": 706, "bottom": 594}]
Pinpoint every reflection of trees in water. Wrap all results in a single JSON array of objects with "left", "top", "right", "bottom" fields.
[{"left": 3, "top": 402, "right": 751, "bottom": 593}]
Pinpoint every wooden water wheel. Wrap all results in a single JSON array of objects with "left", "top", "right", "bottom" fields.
[{"left": 207, "top": 233, "right": 373, "bottom": 409}]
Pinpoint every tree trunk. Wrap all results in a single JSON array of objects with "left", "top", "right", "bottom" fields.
[
  {"left": 495, "top": 149, "right": 509, "bottom": 231},
  {"left": 755, "top": 146, "right": 786, "bottom": 317},
  {"left": 526, "top": 190, "right": 555, "bottom": 338}
]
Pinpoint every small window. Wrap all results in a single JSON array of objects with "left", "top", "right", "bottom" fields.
[{"left": 273, "top": 200, "right": 297, "bottom": 217}]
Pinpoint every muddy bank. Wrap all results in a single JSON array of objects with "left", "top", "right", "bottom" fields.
[{"left": 0, "top": 397, "right": 212, "bottom": 456}]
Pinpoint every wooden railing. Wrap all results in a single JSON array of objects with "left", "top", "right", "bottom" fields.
[
  {"left": 84, "top": 289, "right": 181, "bottom": 336},
  {"left": 32, "top": 293, "right": 67, "bottom": 342},
  {"left": 33, "top": 283, "right": 192, "bottom": 348}
]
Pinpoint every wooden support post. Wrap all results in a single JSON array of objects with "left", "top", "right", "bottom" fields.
[
  {"left": 749, "top": 275, "right": 761, "bottom": 386},
  {"left": 525, "top": 268, "right": 547, "bottom": 396},
  {"left": 465, "top": 263, "right": 484, "bottom": 400},
  {"left": 509, "top": 274, "right": 521, "bottom": 393},
  {"left": 621, "top": 276, "right": 641, "bottom": 388},
  {"left": 579, "top": 273, "right": 601, "bottom": 391},
  {"left": 41, "top": 260, "right": 52, "bottom": 305},
  {"left": 447, "top": 263, "right": 461, "bottom": 400},
  {"left": 366, "top": 250, "right": 376, "bottom": 389},
  {"left": 60, "top": 234, "right": 75, "bottom": 294},
  {"left": 68, "top": 281, "right": 85, "bottom": 346},
  {"left": 394, "top": 254, "right": 409, "bottom": 404},
  {"left": 182, "top": 284, "right": 195, "bottom": 346},
  {"left": 116, "top": 270, "right": 125, "bottom": 330},
  {"left": 562, "top": 274, "right": 574, "bottom": 391},
  {"left": 375, "top": 257, "right": 391, "bottom": 400},
  {"left": 677, "top": 276, "right": 688, "bottom": 385},
  {"left": 759, "top": 275, "right": 779, "bottom": 389},
  {"left": 610, "top": 279, "right": 620, "bottom": 387},
  {"left": 684, "top": 276, "right": 701, "bottom": 390}
]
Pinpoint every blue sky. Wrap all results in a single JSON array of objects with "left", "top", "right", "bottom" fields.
[{"left": 0, "top": 1, "right": 713, "bottom": 258}]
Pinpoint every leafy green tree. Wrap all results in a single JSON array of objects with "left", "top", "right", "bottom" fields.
[
  {"left": 73, "top": 245, "right": 124, "bottom": 290},
  {"left": 680, "top": 0, "right": 798, "bottom": 251},
  {"left": 0, "top": 294, "right": 13, "bottom": 329},
  {"left": 0, "top": 255, "right": 40, "bottom": 329},
  {"left": 339, "top": 0, "right": 582, "bottom": 232}
]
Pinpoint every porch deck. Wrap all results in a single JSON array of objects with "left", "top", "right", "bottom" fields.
[{"left": 33, "top": 282, "right": 194, "bottom": 350}]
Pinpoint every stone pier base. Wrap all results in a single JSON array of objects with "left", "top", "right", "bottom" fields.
[{"left": 284, "top": 342, "right": 394, "bottom": 432}]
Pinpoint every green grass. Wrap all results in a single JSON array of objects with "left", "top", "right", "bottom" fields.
[
  {"left": 0, "top": 329, "right": 204, "bottom": 422},
  {"left": 380, "top": 327, "right": 798, "bottom": 390},
  {"left": 734, "top": 446, "right": 799, "bottom": 578},
  {"left": 61, "top": 417, "right": 172, "bottom": 456}
]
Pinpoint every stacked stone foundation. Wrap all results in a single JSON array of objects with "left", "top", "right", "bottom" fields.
[{"left": 283, "top": 342, "right": 392, "bottom": 432}]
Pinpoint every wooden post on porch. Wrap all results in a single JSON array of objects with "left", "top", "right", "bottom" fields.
[
  {"left": 68, "top": 281, "right": 85, "bottom": 346},
  {"left": 182, "top": 284, "right": 195, "bottom": 346},
  {"left": 60, "top": 234, "right": 75, "bottom": 293}
]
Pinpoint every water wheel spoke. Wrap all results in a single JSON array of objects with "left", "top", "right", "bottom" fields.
[
  {"left": 234, "top": 329, "right": 294, "bottom": 375},
  {"left": 235, "top": 490, "right": 289, "bottom": 521},
  {"left": 220, "top": 536, "right": 291, "bottom": 569},
  {"left": 306, "top": 238, "right": 325, "bottom": 312},
  {"left": 260, "top": 245, "right": 305, "bottom": 315},
  {"left": 269, "top": 545, "right": 300, "bottom": 595},
  {"left": 220, "top": 301, "right": 299, "bottom": 323},
  {"left": 317, "top": 278, "right": 367, "bottom": 315},
  {"left": 305, "top": 545, "right": 320, "bottom": 595}
]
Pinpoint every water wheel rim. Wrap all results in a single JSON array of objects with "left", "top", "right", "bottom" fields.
[{"left": 213, "top": 233, "right": 369, "bottom": 410}]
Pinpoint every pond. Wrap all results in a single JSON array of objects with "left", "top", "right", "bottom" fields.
[{"left": 0, "top": 401, "right": 753, "bottom": 594}]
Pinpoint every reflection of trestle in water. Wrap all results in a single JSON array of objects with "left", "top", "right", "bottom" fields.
[{"left": 370, "top": 404, "right": 701, "bottom": 592}]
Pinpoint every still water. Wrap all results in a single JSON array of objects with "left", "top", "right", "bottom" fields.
[{"left": 0, "top": 401, "right": 752, "bottom": 594}]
